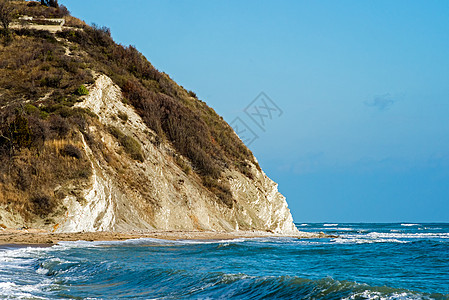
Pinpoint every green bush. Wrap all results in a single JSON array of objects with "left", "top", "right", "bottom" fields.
[
  {"left": 121, "top": 135, "right": 144, "bottom": 162},
  {"left": 187, "top": 90, "right": 197, "bottom": 98},
  {"left": 117, "top": 111, "right": 128, "bottom": 122},
  {"left": 108, "top": 126, "right": 124, "bottom": 140},
  {"left": 108, "top": 126, "right": 144, "bottom": 162},
  {"left": 10, "top": 115, "right": 32, "bottom": 149},
  {"left": 75, "top": 84, "right": 89, "bottom": 96},
  {"left": 40, "top": 76, "right": 62, "bottom": 88}
]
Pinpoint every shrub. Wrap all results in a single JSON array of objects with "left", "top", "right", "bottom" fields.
[
  {"left": 117, "top": 111, "right": 128, "bottom": 122},
  {"left": 187, "top": 90, "right": 197, "bottom": 98},
  {"left": 108, "top": 125, "right": 124, "bottom": 140},
  {"left": 75, "top": 167, "right": 91, "bottom": 179},
  {"left": 30, "top": 194, "right": 55, "bottom": 217},
  {"left": 0, "top": 0, "right": 13, "bottom": 30},
  {"left": 24, "top": 104, "right": 40, "bottom": 116},
  {"left": 40, "top": 75, "right": 61, "bottom": 88},
  {"left": 121, "top": 135, "right": 144, "bottom": 162},
  {"left": 75, "top": 84, "right": 89, "bottom": 96},
  {"left": 0, "top": 28, "right": 12, "bottom": 45},
  {"left": 108, "top": 126, "right": 144, "bottom": 162},
  {"left": 28, "top": 115, "right": 50, "bottom": 149},
  {"left": 57, "top": 4, "right": 69, "bottom": 16},
  {"left": 10, "top": 114, "right": 32, "bottom": 149},
  {"left": 60, "top": 144, "right": 82, "bottom": 159},
  {"left": 236, "top": 161, "right": 254, "bottom": 179},
  {"left": 24, "top": 104, "right": 49, "bottom": 119},
  {"left": 49, "top": 115, "right": 70, "bottom": 137},
  {"left": 17, "top": 168, "right": 32, "bottom": 191},
  {"left": 202, "top": 177, "right": 233, "bottom": 208},
  {"left": 41, "top": 0, "right": 59, "bottom": 8}
]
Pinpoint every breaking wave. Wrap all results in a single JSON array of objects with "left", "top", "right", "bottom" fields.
[{"left": 1, "top": 223, "right": 448, "bottom": 299}]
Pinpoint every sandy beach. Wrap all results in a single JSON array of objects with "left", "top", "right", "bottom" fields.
[{"left": 0, "top": 229, "right": 329, "bottom": 245}]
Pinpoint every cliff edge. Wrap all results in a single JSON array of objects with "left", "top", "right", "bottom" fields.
[{"left": 0, "top": 1, "right": 298, "bottom": 235}]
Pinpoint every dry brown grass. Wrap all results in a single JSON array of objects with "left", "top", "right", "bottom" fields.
[
  {"left": 0, "top": 32, "right": 93, "bottom": 107},
  {"left": 64, "top": 15, "right": 86, "bottom": 28},
  {"left": 0, "top": 137, "right": 92, "bottom": 221}
]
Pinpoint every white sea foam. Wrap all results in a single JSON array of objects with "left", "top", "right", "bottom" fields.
[
  {"left": 332, "top": 230, "right": 449, "bottom": 245},
  {"left": 37, "top": 268, "right": 50, "bottom": 276},
  {"left": 56, "top": 236, "right": 302, "bottom": 248},
  {"left": 332, "top": 237, "right": 407, "bottom": 244},
  {"left": 0, "top": 278, "right": 50, "bottom": 299},
  {"left": 293, "top": 240, "right": 323, "bottom": 245},
  {"left": 323, "top": 224, "right": 338, "bottom": 227},
  {"left": 57, "top": 237, "right": 252, "bottom": 248},
  {"left": 366, "top": 232, "right": 449, "bottom": 239},
  {"left": 401, "top": 223, "right": 420, "bottom": 227},
  {"left": 342, "top": 290, "right": 428, "bottom": 300}
]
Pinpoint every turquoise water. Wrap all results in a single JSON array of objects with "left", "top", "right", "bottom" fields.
[{"left": 0, "top": 223, "right": 448, "bottom": 299}]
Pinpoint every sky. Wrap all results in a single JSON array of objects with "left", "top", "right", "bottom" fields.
[{"left": 61, "top": 0, "right": 449, "bottom": 223}]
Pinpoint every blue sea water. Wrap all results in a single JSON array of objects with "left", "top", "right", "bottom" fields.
[{"left": 0, "top": 223, "right": 448, "bottom": 299}]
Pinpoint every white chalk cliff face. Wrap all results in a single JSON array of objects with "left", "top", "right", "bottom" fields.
[{"left": 56, "top": 75, "right": 298, "bottom": 234}]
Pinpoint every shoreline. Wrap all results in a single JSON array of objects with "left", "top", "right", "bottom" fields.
[{"left": 0, "top": 229, "right": 331, "bottom": 246}]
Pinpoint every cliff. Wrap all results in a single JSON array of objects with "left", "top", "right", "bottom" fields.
[{"left": 0, "top": 1, "right": 298, "bottom": 234}]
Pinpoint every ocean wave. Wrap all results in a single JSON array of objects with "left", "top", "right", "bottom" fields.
[
  {"left": 56, "top": 237, "right": 247, "bottom": 248},
  {"left": 332, "top": 237, "right": 408, "bottom": 244},
  {"left": 366, "top": 232, "right": 449, "bottom": 239},
  {"left": 189, "top": 274, "right": 440, "bottom": 299},
  {"left": 332, "top": 227, "right": 355, "bottom": 231},
  {"left": 1, "top": 231, "right": 448, "bottom": 299},
  {"left": 341, "top": 290, "right": 433, "bottom": 300},
  {"left": 1, "top": 255, "right": 445, "bottom": 300},
  {"left": 55, "top": 236, "right": 303, "bottom": 249},
  {"left": 401, "top": 223, "right": 421, "bottom": 227},
  {"left": 330, "top": 230, "right": 449, "bottom": 245},
  {"left": 0, "top": 278, "right": 51, "bottom": 299},
  {"left": 323, "top": 223, "right": 339, "bottom": 227},
  {"left": 0, "top": 282, "right": 37, "bottom": 299}
]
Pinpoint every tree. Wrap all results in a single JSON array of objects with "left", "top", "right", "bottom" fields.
[
  {"left": 0, "top": 0, "right": 13, "bottom": 30},
  {"left": 41, "top": 0, "right": 59, "bottom": 8}
]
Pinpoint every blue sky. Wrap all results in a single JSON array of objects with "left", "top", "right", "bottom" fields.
[{"left": 62, "top": 0, "right": 449, "bottom": 222}]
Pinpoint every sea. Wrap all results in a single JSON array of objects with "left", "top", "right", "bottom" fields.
[{"left": 0, "top": 223, "right": 448, "bottom": 299}]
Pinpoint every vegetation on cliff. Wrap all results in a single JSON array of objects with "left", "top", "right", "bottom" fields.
[{"left": 0, "top": 1, "right": 259, "bottom": 221}]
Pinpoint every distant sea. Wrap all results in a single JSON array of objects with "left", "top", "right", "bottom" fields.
[{"left": 1, "top": 223, "right": 448, "bottom": 299}]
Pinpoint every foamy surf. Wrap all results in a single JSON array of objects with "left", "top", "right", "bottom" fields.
[
  {"left": 0, "top": 223, "right": 448, "bottom": 299},
  {"left": 55, "top": 236, "right": 298, "bottom": 248}
]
